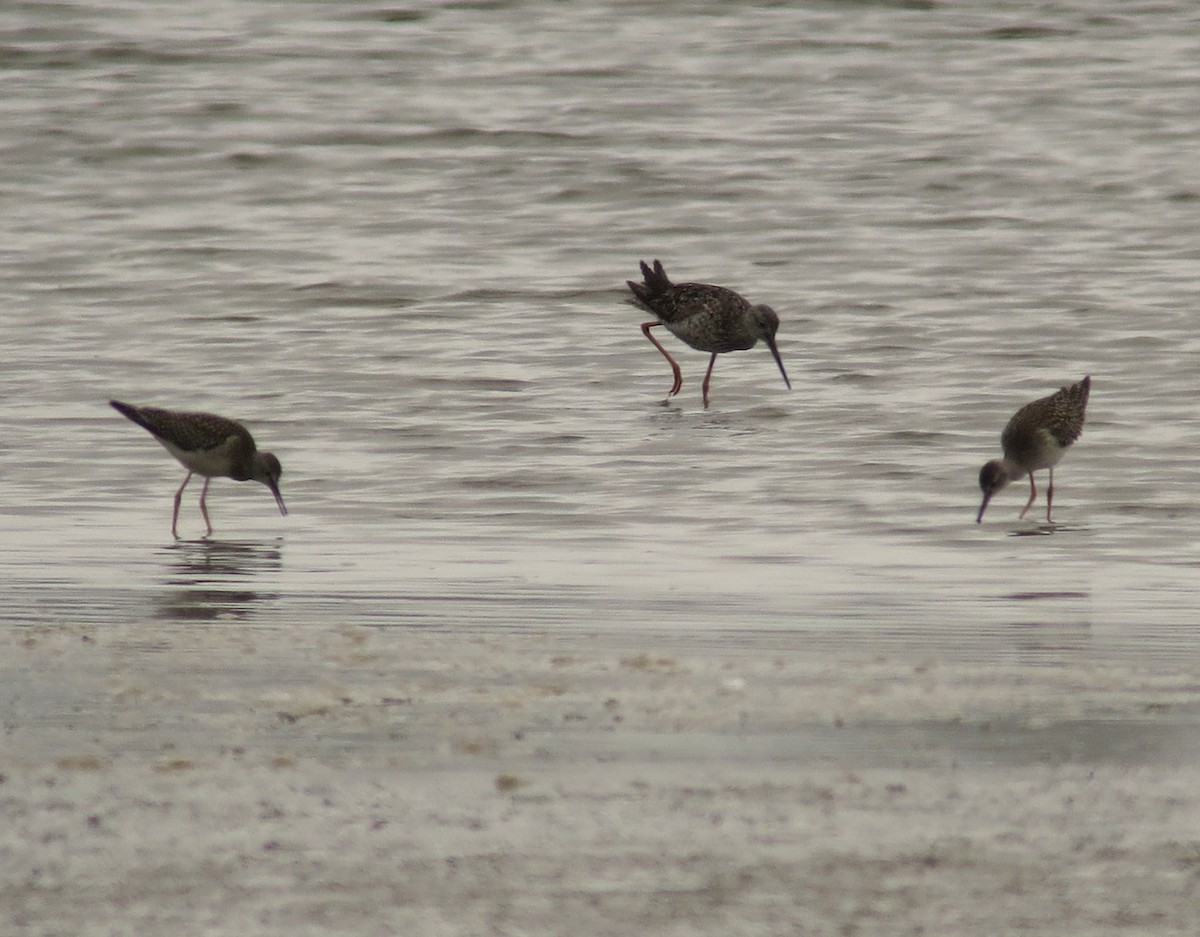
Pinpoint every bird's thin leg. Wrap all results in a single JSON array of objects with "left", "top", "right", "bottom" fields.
[
  {"left": 199, "top": 477, "right": 214, "bottom": 537},
  {"left": 641, "top": 322, "right": 683, "bottom": 397},
  {"left": 1018, "top": 473, "right": 1037, "bottom": 519},
  {"left": 1045, "top": 467, "right": 1055, "bottom": 523},
  {"left": 701, "top": 353, "right": 718, "bottom": 409},
  {"left": 172, "top": 472, "right": 193, "bottom": 540}
]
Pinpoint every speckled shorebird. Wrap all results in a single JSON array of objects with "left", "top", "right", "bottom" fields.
[
  {"left": 626, "top": 259, "right": 791, "bottom": 408},
  {"left": 110, "top": 400, "right": 287, "bottom": 538},
  {"left": 976, "top": 376, "right": 1090, "bottom": 524}
]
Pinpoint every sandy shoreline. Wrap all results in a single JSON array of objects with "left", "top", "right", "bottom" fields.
[{"left": 3, "top": 621, "right": 1198, "bottom": 935}]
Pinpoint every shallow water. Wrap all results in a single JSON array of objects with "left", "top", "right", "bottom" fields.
[
  {"left": 3, "top": 1, "right": 1200, "bottom": 726},
  {"left": 5, "top": 6, "right": 1200, "bottom": 934}
]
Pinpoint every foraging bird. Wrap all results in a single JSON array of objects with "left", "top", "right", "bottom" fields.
[
  {"left": 110, "top": 400, "right": 287, "bottom": 538},
  {"left": 626, "top": 259, "right": 791, "bottom": 408},
  {"left": 976, "top": 376, "right": 1090, "bottom": 524}
]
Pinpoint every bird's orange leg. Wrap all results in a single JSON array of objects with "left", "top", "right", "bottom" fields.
[
  {"left": 1018, "top": 473, "right": 1037, "bottom": 519},
  {"left": 172, "top": 472, "right": 194, "bottom": 540},
  {"left": 701, "top": 353, "right": 718, "bottom": 409},
  {"left": 199, "top": 477, "right": 214, "bottom": 537},
  {"left": 641, "top": 322, "right": 683, "bottom": 398}
]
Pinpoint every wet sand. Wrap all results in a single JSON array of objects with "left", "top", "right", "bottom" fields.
[{"left": 4, "top": 619, "right": 1197, "bottom": 935}]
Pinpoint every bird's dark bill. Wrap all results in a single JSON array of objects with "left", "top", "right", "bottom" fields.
[{"left": 767, "top": 338, "right": 791, "bottom": 389}]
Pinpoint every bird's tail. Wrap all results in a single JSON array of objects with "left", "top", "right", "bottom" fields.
[
  {"left": 110, "top": 399, "right": 152, "bottom": 432},
  {"left": 1070, "top": 374, "right": 1091, "bottom": 408},
  {"left": 626, "top": 259, "right": 673, "bottom": 311}
]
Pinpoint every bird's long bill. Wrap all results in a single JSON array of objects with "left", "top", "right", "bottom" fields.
[
  {"left": 766, "top": 337, "right": 792, "bottom": 390},
  {"left": 269, "top": 481, "right": 288, "bottom": 517},
  {"left": 976, "top": 492, "right": 992, "bottom": 524}
]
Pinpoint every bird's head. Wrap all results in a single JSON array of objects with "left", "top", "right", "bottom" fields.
[
  {"left": 254, "top": 451, "right": 288, "bottom": 517},
  {"left": 750, "top": 304, "right": 791, "bottom": 391},
  {"left": 976, "top": 459, "right": 1010, "bottom": 523},
  {"left": 749, "top": 304, "right": 780, "bottom": 339}
]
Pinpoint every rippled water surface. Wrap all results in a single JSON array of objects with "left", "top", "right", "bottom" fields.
[{"left": 4, "top": 0, "right": 1200, "bottom": 667}]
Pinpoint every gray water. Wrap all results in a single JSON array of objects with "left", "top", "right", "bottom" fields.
[{"left": 3, "top": 2, "right": 1200, "bottom": 670}]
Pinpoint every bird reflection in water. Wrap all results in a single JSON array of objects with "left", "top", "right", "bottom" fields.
[{"left": 154, "top": 538, "right": 282, "bottom": 622}]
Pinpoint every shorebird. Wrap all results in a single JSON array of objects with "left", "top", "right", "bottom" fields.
[
  {"left": 110, "top": 400, "right": 287, "bottom": 538},
  {"left": 626, "top": 259, "right": 791, "bottom": 408},
  {"left": 976, "top": 376, "right": 1090, "bottom": 524}
]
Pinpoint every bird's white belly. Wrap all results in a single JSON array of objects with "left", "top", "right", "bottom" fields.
[
  {"left": 158, "top": 437, "right": 236, "bottom": 477},
  {"left": 1026, "top": 429, "right": 1067, "bottom": 471}
]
